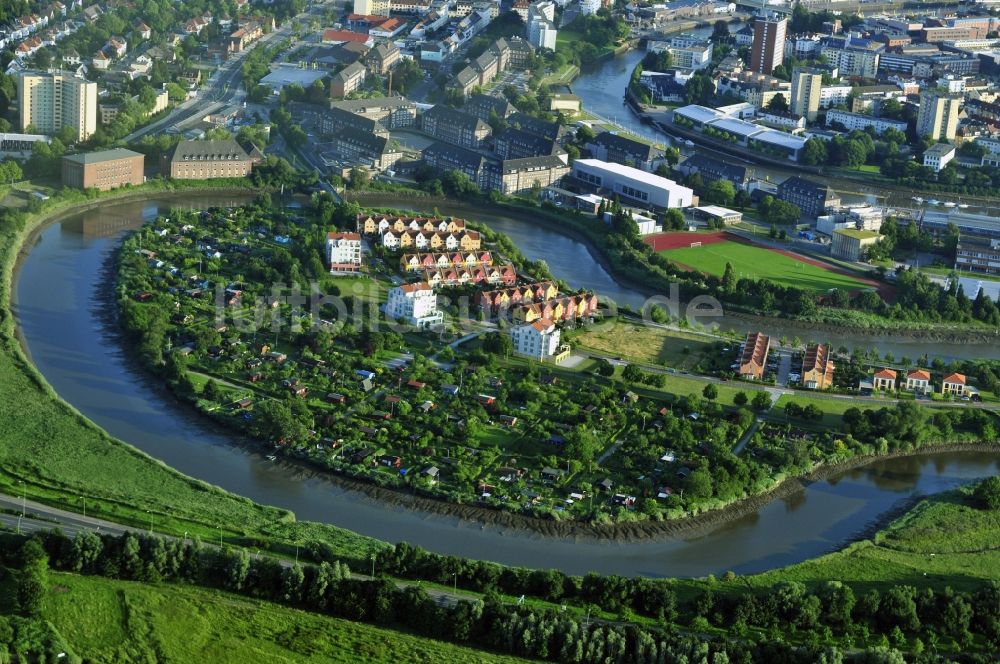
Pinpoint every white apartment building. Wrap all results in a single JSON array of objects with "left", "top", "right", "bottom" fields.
[
  {"left": 385, "top": 282, "right": 444, "bottom": 328},
  {"left": 510, "top": 319, "right": 561, "bottom": 361},
  {"left": 916, "top": 91, "right": 962, "bottom": 141},
  {"left": 818, "top": 85, "right": 852, "bottom": 109},
  {"left": 923, "top": 143, "right": 956, "bottom": 173},
  {"left": 528, "top": 17, "right": 557, "bottom": 50},
  {"left": 825, "top": 109, "right": 907, "bottom": 135},
  {"left": 326, "top": 232, "right": 363, "bottom": 274},
  {"left": 650, "top": 39, "right": 712, "bottom": 70},
  {"left": 528, "top": 0, "right": 555, "bottom": 22},
  {"left": 580, "top": 0, "right": 601, "bottom": 15},
  {"left": 17, "top": 70, "right": 97, "bottom": 140}
]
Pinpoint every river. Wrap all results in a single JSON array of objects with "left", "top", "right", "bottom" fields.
[{"left": 11, "top": 194, "right": 1000, "bottom": 577}]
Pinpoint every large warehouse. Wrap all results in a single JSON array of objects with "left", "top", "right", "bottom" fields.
[{"left": 571, "top": 159, "right": 694, "bottom": 209}]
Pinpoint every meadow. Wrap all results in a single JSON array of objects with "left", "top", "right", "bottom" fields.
[
  {"left": 44, "top": 573, "right": 529, "bottom": 664},
  {"left": 662, "top": 240, "right": 871, "bottom": 294}
]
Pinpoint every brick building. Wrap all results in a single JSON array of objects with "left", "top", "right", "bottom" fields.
[
  {"left": 166, "top": 139, "right": 257, "bottom": 180},
  {"left": 61, "top": 148, "right": 144, "bottom": 191}
]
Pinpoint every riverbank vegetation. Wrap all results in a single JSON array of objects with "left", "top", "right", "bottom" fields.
[
  {"left": 11, "top": 485, "right": 1000, "bottom": 664},
  {"left": 116, "top": 197, "right": 1000, "bottom": 532},
  {"left": 0, "top": 183, "right": 389, "bottom": 565},
  {"left": 485, "top": 195, "right": 1000, "bottom": 332}
]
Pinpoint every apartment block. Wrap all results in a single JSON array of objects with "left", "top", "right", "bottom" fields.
[{"left": 18, "top": 70, "right": 97, "bottom": 140}]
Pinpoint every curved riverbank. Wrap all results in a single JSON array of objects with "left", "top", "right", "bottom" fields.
[
  {"left": 261, "top": 441, "right": 999, "bottom": 544},
  {"left": 106, "top": 194, "right": 999, "bottom": 543},
  {"left": 9, "top": 187, "right": 1000, "bottom": 576}
]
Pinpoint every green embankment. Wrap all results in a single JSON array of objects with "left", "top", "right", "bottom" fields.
[
  {"left": 0, "top": 183, "right": 383, "bottom": 562},
  {"left": 44, "top": 573, "right": 528, "bottom": 664}
]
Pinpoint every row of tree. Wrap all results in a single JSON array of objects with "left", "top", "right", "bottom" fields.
[{"left": 16, "top": 528, "right": 1000, "bottom": 661}]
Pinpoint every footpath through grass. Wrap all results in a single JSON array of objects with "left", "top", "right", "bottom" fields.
[
  {"left": 662, "top": 240, "right": 869, "bottom": 293},
  {"left": 45, "top": 573, "right": 528, "bottom": 664}
]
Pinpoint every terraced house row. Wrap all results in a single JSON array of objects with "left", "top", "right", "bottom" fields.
[
  {"left": 380, "top": 228, "right": 481, "bottom": 251},
  {"left": 400, "top": 251, "right": 494, "bottom": 271},
  {"left": 356, "top": 213, "right": 467, "bottom": 235},
  {"left": 475, "top": 281, "right": 560, "bottom": 312},
  {"left": 511, "top": 293, "right": 600, "bottom": 324},
  {"left": 422, "top": 263, "right": 517, "bottom": 288}
]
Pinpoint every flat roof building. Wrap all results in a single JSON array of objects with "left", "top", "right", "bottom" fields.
[
  {"left": 831, "top": 228, "right": 881, "bottom": 262},
  {"left": 571, "top": 158, "right": 693, "bottom": 210}
]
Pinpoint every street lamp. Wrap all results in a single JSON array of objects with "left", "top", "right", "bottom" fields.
[
  {"left": 18, "top": 480, "right": 25, "bottom": 518},
  {"left": 146, "top": 510, "right": 153, "bottom": 535},
  {"left": 370, "top": 553, "right": 375, "bottom": 578}
]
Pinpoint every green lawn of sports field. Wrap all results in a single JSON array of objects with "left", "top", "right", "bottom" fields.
[{"left": 661, "top": 240, "right": 870, "bottom": 293}]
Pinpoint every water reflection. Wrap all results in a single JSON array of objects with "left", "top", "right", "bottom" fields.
[{"left": 11, "top": 194, "right": 1000, "bottom": 577}]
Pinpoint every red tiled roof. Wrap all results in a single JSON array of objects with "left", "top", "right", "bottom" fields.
[
  {"left": 874, "top": 368, "right": 897, "bottom": 380},
  {"left": 943, "top": 372, "right": 966, "bottom": 385},
  {"left": 907, "top": 369, "right": 931, "bottom": 381},
  {"left": 323, "top": 29, "right": 368, "bottom": 43}
]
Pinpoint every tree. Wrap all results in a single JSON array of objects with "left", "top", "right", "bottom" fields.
[
  {"left": 349, "top": 167, "right": 369, "bottom": 190},
  {"left": 250, "top": 400, "right": 309, "bottom": 444},
  {"left": 702, "top": 384, "right": 718, "bottom": 401},
  {"left": 622, "top": 363, "right": 643, "bottom": 383},
  {"left": 482, "top": 331, "right": 514, "bottom": 358},
  {"left": 704, "top": 179, "right": 736, "bottom": 206},
  {"left": 758, "top": 195, "right": 801, "bottom": 225},
  {"left": 766, "top": 93, "right": 789, "bottom": 113},
  {"left": 722, "top": 262, "right": 737, "bottom": 293},
  {"left": 975, "top": 476, "right": 1000, "bottom": 510},
  {"left": 684, "top": 467, "right": 713, "bottom": 499},
  {"left": 733, "top": 391, "right": 748, "bottom": 406},
  {"left": 801, "top": 138, "right": 828, "bottom": 166},
  {"left": 751, "top": 391, "right": 771, "bottom": 411},
  {"left": 16, "top": 538, "right": 48, "bottom": 617},
  {"left": 713, "top": 19, "right": 730, "bottom": 40},
  {"left": 683, "top": 74, "right": 714, "bottom": 105}
]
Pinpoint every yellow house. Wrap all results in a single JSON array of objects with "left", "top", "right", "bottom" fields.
[
  {"left": 397, "top": 232, "right": 413, "bottom": 249},
  {"left": 459, "top": 232, "right": 480, "bottom": 251},
  {"left": 549, "top": 300, "right": 565, "bottom": 321},
  {"left": 427, "top": 233, "right": 443, "bottom": 249},
  {"left": 514, "top": 303, "right": 542, "bottom": 323}
]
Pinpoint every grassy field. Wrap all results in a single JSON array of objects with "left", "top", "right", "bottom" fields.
[
  {"left": 771, "top": 393, "right": 877, "bottom": 428},
  {"left": 747, "top": 485, "right": 1000, "bottom": 595},
  {"left": 662, "top": 240, "right": 869, "bottom": 293},
  {"left": 572, "top": 321, "right": 720, "bottom": 371},
  {"left": 44, "top": 573, "right": 529, "bottom": 664}
]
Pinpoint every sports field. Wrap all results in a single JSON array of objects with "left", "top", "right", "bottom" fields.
[{"left": 658, "top": 237, "right": 873, "bottom": 293}]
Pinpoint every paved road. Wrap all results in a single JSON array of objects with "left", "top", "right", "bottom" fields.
[
  {"left": 0, "top": 492, "right": 468, "bottom": 607},
  {"left": 126, "top": 2, "right": 327, "bottom": 142}
]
